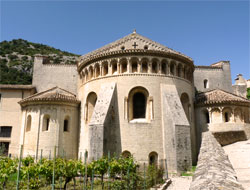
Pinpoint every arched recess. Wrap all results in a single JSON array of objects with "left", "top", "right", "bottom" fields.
[
  {"left": 180, "top": 93, "right": 190, "bottom": 122},
  {"left": 111, "top": 59, "right": 118, "bottom": 74},
  {"left": 211, "top": 108, "right": 221, "bottom": 123},
  {"left": 89, "top": 66, "right": 94, "bottom": 80},
  {"left": 42, "top": 115, "right": 50, "bottom": 131},
  {"left": 141, "top": 58, "right": 148, "bottom": 73},
  {"left": 204, "top": 109, "right": 210, "bottom": 124},
  {"left": 86, "top": 92, "right": 97, "bottom": 124},
  {"left": 94, "top": 63, "right": 100, "bottom": 78},
  {"left": 152, "top": 58, "right": 158, "bottom": 73},
  {"left": 128, "top": 87, "right": 149, "bottom": 121},
  {"left": 85, "top": 70, "right": 88, "bottom": 82},
  {"left": 222, "top": 107, "right": 232, "bottom": 123},
  {"left": 234, "top": 107, "right": 242, "bottom": 123},
  {"left": 131, "top": 57, "right": 138, "bottom": 73},
  {"left": 26, "top": 115, "right": 32, "bottom": 132},
  {"left": 103, "top": 62, "right": 109, "bottom": 76},
  {"left": 120, "top": 58, "right": 128, "bottom": 73},
  {"left": 161, "top": 59, "right": 167, "bottom": 74},
  {"left": 122, "top": 150, "right": 131, "bottom": 158},
  {"left": 177, "top": 64, "right": 182, "bottom": 77},
  {"left": 149, "top": 151, "right": 158, "bottom": 165},
  {"left": 63, "top": 116, "right": 70, "bottom": 132},
  {"left": 204, "top": 79, "right": 209, "bottom": 89},
  {"left": 170, "top": 63, "right": 175, "bottom": 75}
]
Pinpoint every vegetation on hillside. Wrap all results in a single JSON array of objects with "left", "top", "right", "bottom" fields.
[{"left": 0, "top": 39, "right": 79, "bottom": 85}]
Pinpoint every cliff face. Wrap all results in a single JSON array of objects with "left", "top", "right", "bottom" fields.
[{"left": 0, "top": 39, "right": 79, "bottom": 84}]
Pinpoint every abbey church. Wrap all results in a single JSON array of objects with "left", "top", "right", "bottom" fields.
[{"left": 1, "top": 31, "right": 250, "bottom": 173}]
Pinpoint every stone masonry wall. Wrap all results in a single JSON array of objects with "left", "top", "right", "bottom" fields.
[{"left": 189, "top": 131, "right": 244, "bottom": 190}]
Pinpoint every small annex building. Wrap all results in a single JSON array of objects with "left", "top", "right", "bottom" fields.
[{"left": 0, "top": 31, "right": 250, "bottom": 173}]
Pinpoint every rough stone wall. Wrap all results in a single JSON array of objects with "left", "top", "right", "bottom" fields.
[
  {"left": 233, "top": 84, "right": 247, "bottom": 98},
  {"left": 194, "top": 61, "right": 233, "bottom": 93},
  {"left": 32, "top": 57, "right": 77, "bottom": 94},
  {"left": 161, "top": 84, "right": 192, "bottom": 172},
  {"left": 189, "top": 131, "right": 244, "bottom": 190},
  {"left": 87, "top": 82, "right": 117, "bottom": 161}
]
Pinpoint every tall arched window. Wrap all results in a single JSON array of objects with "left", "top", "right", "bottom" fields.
[
  {"left": 204, "top": 79, "right": 209, "bottom": 89},
  {"left": 149, "top": 152, "right": 158, "bottom": 165},
  {"left": 128, "top": 87, "right": 149, "bottom": 121},
  {"left": 63, "top": 116, "right": 70, "bottom": 132},
  {"left": 170, "top": 64, "right": 175, "bottom": 75},
  {"left": 89, "top": 66, "right": 94, "bottom": 80},
  {"left": 86, "top": 92, "right": 97, "bottom": 123},
  {"left": 42, "top": 115, "right": 50, "bottom": 131},
  {"left": 141, "top": 59, "right": 148, "bottom": 73},
  {"left": 26, "top": 115, "right": 32, "bottom": 132},
  {"left": 95, "top": 64, "right": 100, "bottom": 78},
  {"left": 103, "top": 63, "right": 108, "bottom": 76},
  {"left": 111, "top": 60, "right": 117, "bottom": 74},
  {"left": 120, "top": 59, "right": 127, "bottom": 73},
  {"left": 161, "top": 60, "right": 167, "bottom": 74},
  {"left": 204, "top": 110, "right": 210, "bottom": 123},
  {"left": 152, "top": 60, "right": 158, "bottom": 73},
  {"left": 222, "top": 108, "right": 232, "bottom": 123}
]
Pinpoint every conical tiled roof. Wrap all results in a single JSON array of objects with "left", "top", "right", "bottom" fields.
[
  {"left": 195, "top": 89, "right": 250, "bottom": 105},
  {"left": 19, "top": 87, "right": 80, "bottom": 105},
  {"left": 78, "top": 31, "right": 193, "bottom": 69}
]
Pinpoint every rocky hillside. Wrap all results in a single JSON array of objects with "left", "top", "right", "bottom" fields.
[{"left": 0, "top": 39, "right": 79, "bottom": 84}]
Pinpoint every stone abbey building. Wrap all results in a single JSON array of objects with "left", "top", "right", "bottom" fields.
[{"left": 0, "top": 31, "right": 249, "bottom": 173}]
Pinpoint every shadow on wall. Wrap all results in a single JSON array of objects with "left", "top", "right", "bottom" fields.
[
  {"left": 103, "top": 87, "right": 122, "bottom": 156},
  {"left": 213, "top": 131, "right": 247, "bottom": 146}
]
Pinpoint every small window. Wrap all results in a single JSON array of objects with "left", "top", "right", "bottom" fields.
[
  {"left": 103, "top": 64, "right": 108, "bottom": 76},
  {"left": 152, "top": 61, "right": 158, "bottom": 73},
  {"left": 132, "top": 62, "right": 137, "bottom": 73},
  {"left": 0, "top": 126, "right": 12, "bottom": 137},
  {"left": 64, "top": 119, "right": 69, "bottom": 132},
  {"left": 42, "top": 115, "right": 50, "bottom": 131},
  {"left": 224, "top": 112, "right": 229, "bottom": 122},
  {"left": 144, "top": 45, "right": 148, "bottom": 50},
  {"left": 121, "top": 46, "right": 125, "bottom": 50},
  {"left": 149, "top": 152, "right": 158, "bottom": 165},
  {"left": 122, "top": 151, "right": 131, "bottom": 158},
  {"left": 204, "top": 79, "right": 208, "bottom": 89}
]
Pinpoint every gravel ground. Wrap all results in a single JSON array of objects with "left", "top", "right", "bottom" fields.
[
  {"left": 223, "top": 139, "right": 250, "bottom": 190},
  {"left": 166, "top": 176, "right": 192, "bottom": 190}
]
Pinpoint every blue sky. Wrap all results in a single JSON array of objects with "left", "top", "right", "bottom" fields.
[{"left": 1, "top": 1, "right": 249, "bottom": 81}]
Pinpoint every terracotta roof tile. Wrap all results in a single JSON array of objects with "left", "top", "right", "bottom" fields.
[
  {"left": 0, "top": 85, "right": 36, "bottom": 90},
  {"left": 19, "top": 87, "right": 80, "bottom": 105},
  {"left": 195, "top": 89, "right": 250, "bottom": 105}
]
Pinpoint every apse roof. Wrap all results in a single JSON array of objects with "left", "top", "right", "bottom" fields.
[
  {"left": 19, "top": 86, "right": 80, "bottom": 105},
  {"left": 195, "top": 89, "right": 250, "bottom": 105},
  {"left": 79, "top": 30, "right": 193, "bottom": 63}
]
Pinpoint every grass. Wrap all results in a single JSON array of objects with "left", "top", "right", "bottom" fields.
[{"left": 181, "top": 166, "right": 196, "bottom": 176}]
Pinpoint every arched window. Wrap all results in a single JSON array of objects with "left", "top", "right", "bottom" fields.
[
  {"left": 133, "top": 93, "right": 146, "bottom": 118},
  {"left": 180, "top": 93, "right": 190, "bottom": 121},
  {"left": 122, "top": 150, "right": 131, "bottom": 158},
  {"left": 222, "top": 108, "right": 232, "bottom": 123},
  {"left": 95, "top": 64, "right": 100, "bottom": 78},
  {"left": 161, "top": 60, "right": 167, "bottom": 74},
  {"left": 103, "top": 63, "right": 108, "bottom": 76},
  {"left": 111, "top": 60, "right": 117, "bottom": 74},
  {"left": 204, "top": 110, "right": 210, "bottom": 123},
  {"left": 149, "top": 152, "right": 158, "bottom": 165},
  {"left": 120, "top": 59, "right": 127, "bottom": 73},
  {"left": 42, "top": 115, "right": 50, "bottom": 131},
  {"left": 86, "top": 92, "right": 97, "bottom": 123},
  {"left": 177, "top": 65, "right": 182, "bottom": 77},
  {"left": 26, "top": 115, "right": 32, "bottom": 132},
  {"left": 132, "top": 61, "right": 138, "bottom": 73},
  {"left": 170, "top": 64, "right": 175, "bottom": 75},
  {"left": 63, "top": 116, "right": 69, "bottom": 132},
  {"left": 141, "top": 59, "right": 148, "bottom": 73},
  {"left": 128, "top": 87, "right": 149, "bottom": 121},
  {"left": 89, "top": 66, "right": 94, "bottom": 80},
  {"left": 204, "top": 79, "right": 209, "bottom": 89},
  {"left": 152, "top": 60, "right": 158, "bottom": 73}
]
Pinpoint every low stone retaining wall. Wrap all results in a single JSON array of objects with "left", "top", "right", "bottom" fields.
[{"left": 189, "top": 132, "right": 244, "bottom": 190}]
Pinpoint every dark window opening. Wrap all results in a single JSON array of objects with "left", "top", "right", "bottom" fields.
[
  {"left": 161, "top": 63, "right": 167, "bottom": 74},
  {"left": 152, "top": 62, "right": 157, "bottom": 73},
  {"left": 121, "top": 46, "right": 125, "bottom": 50},
  {"left": 132, "top": 62, "right": 137, "bottom": 73},
  {"left": 46, "top": 118, "right": 50, "bottom": 131},
  {"left": 144, "top": 45, "right": 148, "bottom": 50},
  {"left": 133, "top": 93, "right": 146, "bottom": 118},
  {"left": 225, "top": 112, "right": 229, "bottom": 122},
  {"left": 0, "top": 142, "right": 9, "bottom": 156},
  {"left": 204, "top": 79, "right": 208, "bottom": 89},
  {"left": 64, "top": 119, "right": 68, "bottom": 132},
  {"left": 149, "top": 155, "right": 156, "bottom": 165},
  {"left": 0, "top": 126, "right": 12, "bottom": 137},
  {"left": 205, "top": 111, "right": 210, "bottom": 123}
]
